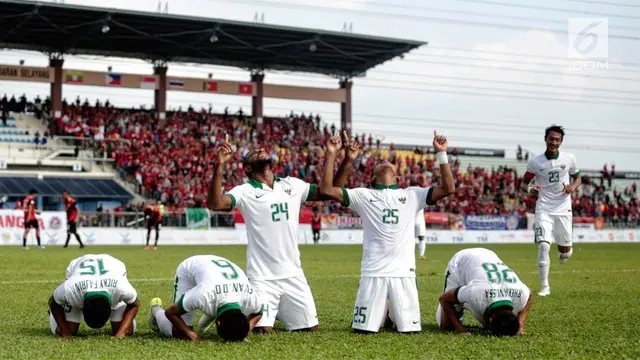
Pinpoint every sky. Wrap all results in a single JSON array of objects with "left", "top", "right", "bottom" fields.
[{"left": 1, "top": 0, "right": 639, "bottom": 170}]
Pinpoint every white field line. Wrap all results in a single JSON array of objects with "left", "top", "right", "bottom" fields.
[{"left": 1, "top": 268, "right": 639, "bottom": 285}]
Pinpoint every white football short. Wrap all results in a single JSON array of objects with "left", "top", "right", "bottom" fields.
[
  {"left": 172, "top": 264, "right": 198, "bottom": 326},
  {"left": 415, "top": 223, "right": 426, "bottom": 238},
  {"left": 435, "top": 262, "right": 464, "bottom": 328},
  {"left": 535, "top": 213, "right": 572, "bottom": 246},
  {"left": 251, "top": 275, "right": 318, "bottom": 330},
  {"left": 352, "top": 277, "right": 421, "bottom": 333},
  {"left": 49, "top": 301, "right": 128, "bottom": 334}
]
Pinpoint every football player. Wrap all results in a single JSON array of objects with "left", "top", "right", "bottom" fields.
[
  {"left": 48, "top": 254, "right": 139, "bottom": 338},
  {"left": 149, "top": 255, "right": 262, "bottom": 342},
  {"left": 521, "top": 125, "right": 581, "bottom": 296},
  {"left": 437, "top": 248, "right": 532, "bottom": 336},
  {"left": 319, "top": 131, "right": 455, "bottom": 333}
]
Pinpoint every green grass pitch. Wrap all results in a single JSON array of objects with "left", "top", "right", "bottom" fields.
[{"left": 0, "top": 243, "right": 639, "bottom": 359}]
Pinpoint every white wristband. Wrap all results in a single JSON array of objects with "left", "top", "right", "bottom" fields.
[{"left": 436, "top": 151, "right": 448, "bottom": 164}]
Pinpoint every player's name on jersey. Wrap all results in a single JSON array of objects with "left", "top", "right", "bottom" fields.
[
  {"left": 484, "top": 287, "right": 524, "bottom": 300},
  {"left": 74, "top": 278, "right": 118, "bottom": 292},
  {"left": 215, "top": 282, "right": 254, "bottom": 295}
]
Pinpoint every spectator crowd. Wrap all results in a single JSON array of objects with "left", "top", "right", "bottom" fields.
[{"left": 5, "top": 95, "right": 639, "bottom": 228}]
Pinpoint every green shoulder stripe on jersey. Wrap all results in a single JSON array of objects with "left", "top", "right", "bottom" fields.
[
  {"left": 228, "top": 194, "right": 236, "bottom": 210},
  {"left": 372, "top": 183, "right": 399, "bottom": 190},
  {"left": 572, "top": 171, "right": 581, "bottom": 178},
  {"left": 483, "top": 300, "right": 513, "bottom": 325},
  {"left": 248, "top": 178, "right": 263, "bottom": 189},
  {"left": 217, "top": 302, "right": 242, "bottom": 319},
  {"left": 177, "top": 294, "right": 187, "bottom": 315},
  {"left": 84, "top": 291, "right": 112, "bottom": 306},
  {"left": 544, "top": 151, "right": 559, "bottom": 160},
  {"left": 342, "top": 188, "right": 350, "bottom": 207},
  {"left": 426, "top": 187, "right": 435, "bottom": 205},
  {"left": 306, "top": 184, "right": 317, "bottom": 202}
]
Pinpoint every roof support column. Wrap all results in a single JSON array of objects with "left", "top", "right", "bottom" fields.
[
  {"left": 153, "top": 64, "right": 167, "bottom": 125},
  {"left": 340, "top": 79, "right": 352, "bottom": 137},
  {"left": 49, "top": 57, "right": 63, "bottom": 119},
  {"left": 251, "top": 72, "right": 264, "bottom": 132}
]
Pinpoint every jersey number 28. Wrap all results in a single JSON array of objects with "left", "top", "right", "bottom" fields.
[{"left": 481, "top": 262, "right": 517, "bottom": 284}]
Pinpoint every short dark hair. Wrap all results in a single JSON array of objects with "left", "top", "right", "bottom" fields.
[
  {"left": 489, "top": 308, "right": 519, "bottom": 337},
  {"left": 216, "top": 309, "right": 250, "bottom": 342},
  {"left": 29, "top": 189, "right": 37, "bottom": 195},
  {"left": 410, "top": 180, "right": 420, "bottom": 187},
  {"left": 83, "top": 295, "right": 112, "bottom": 329},
  {"left": 545, "top": 125, "right": 565, "bottom": 140}
]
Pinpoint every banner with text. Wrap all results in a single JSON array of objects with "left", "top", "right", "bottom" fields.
[
  {"left": 0, "top": 210, "right": 67, "bottom": 245},
  {"left": 321, "top": 215, "right": 363, "bottom": 230},
  {"left": 464, "top": 215, "right": 520, "bottom": 230}
]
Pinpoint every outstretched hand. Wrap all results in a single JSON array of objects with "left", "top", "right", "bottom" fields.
[
  {"left": 327, "top": 133, "right": 342, "bottom": 154},
  {"left": 433, "top": 130, "right": 448, "bottom": 153},
  {"left": 217, "top": 134, "right": 233, "bottom": 165},
  {"left": 343, "top": 131, "right": 360, "bottom": 160}
]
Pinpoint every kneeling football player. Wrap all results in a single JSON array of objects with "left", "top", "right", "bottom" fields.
[
  {"left": 149, "top": 255, "right": 262, "bottom": 342},
  {"left": 48, "top": 254, "right": 139, "bottom": 338},
  {"left": 437, "top": 248, "right": 532, "bottom": 336}
]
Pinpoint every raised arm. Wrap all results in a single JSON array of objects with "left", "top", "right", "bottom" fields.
[
  {"left": 517, "top": 293, "right": 533, "bottom": 335},
  {"left": 429, "top": 131, "right": 456, "bottom": 204},
  {"left": 439, "top": 288, "right": 467, "bottom": 334},
  {"left": 319, "top": 133, "right": 347, "bottom": 204},
  {"left": 333, "top": 131, "right": 360, "bottom": 188},
  {"left": 207, "top": 134, "right": 234, "bottom": 211}
]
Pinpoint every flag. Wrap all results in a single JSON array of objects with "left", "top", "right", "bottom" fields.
[
  {"left": 238, "top": 83, "right": 253, "bottom": 95},
  {"left": 202, "top": 81, "right": 218, "bottom": 92},
  {"left": 105, "top": 73, "right": 121, "bottom": 86},
  {"left": 169, "top": 79, "right": 184, "bottom": 89},
  {"left": 140, "top": 76, "right": 156, "bottom": 89},
  {"left": 65, "top": 72, "right": 84, "bottom": 83}
]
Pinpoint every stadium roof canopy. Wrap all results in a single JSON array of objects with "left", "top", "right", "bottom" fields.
[
  {"left": 0, "top": 177, "right": 131, "bottom": 198},
  {"left": 0, "top": 0, "right": 425, "bottom": 77}
]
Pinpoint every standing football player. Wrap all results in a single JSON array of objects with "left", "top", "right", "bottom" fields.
[
  {"left": 437, "top": 248, "right": 532, "bottom": 336},
  {"left": 521, "top": 125, "right": 581, "bottom": 297},
  {"left": 48, "top": 254, "right": 139, "bottom": 338},
  {"left": 319, "top": 130, "right": 455, "bottom": 334},
  {"left": 207, "top": 133, "right": 357, "bottom": 333},
  {"left": 148, "top": 255, "right": 262, "bottom": 342},
  {"left": 143, "top": 204, "right": 162, "bottom": 250},
  {"left": 63, "top": 191, "right": 84, "bottom": 248},
  {"left": 311, "top": 207, "right": 322, "bottom": 244},
  {"left": 22, "top": 189, "right": 42, "bottom": 250},
  {"left": 410, "top": 181, "right": 428, "bottom": 260}
]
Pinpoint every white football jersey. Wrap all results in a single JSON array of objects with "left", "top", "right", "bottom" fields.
[
  {"left": 54, "top": 255, "right": 137, "bottom": 309},
  {"left": 345, "top": 185, "right": 433, "bottom": 277},
  {"left": 526, "top": 152, "right": 579, "bottom": 215},
  {"left": 449, "top": 248, "right": 530, "bottom": 326},
  {"left": 177, "top": 255, "right": 262, "bottom": 318},
  {"left": 227, "top": 177, "right": 314, "bottom": 280},
  {"left": 65, "top": 254, "right": 127, "bottom": 279}
]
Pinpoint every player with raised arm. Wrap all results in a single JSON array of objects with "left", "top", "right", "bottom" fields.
[
  {"left": 148, "top": 255, "right": 263, "bottom": 342},
  {"left": 437, "top": 248, "right": 532, "bottom": 336},
  {"left": 48, "top": 254, "right": 139, "bottom": 338},
  {"left": 521, "top": 125, "right": 581, "bottom": 297},
  {"left": 207, "top": 133, "right": 357, "bottom": 333},
  {"left": 22, "top": 189, "right": 42, "bottom": 250},
  {"left": 143, "top": 204, "right": 162, "bottom": 250},
  {"left": 63, "top": 191, "right": 84, "bottom": 248},
  {"left": 319, "top": 130, "right": 455, "bottom": 334},
  {"left": 410, "top": 180, "right": 428, "bottom": 260}
]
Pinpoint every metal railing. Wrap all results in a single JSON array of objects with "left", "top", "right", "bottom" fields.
[{"left": 76, "top": 211, "right": 235, "bottom": 228}]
